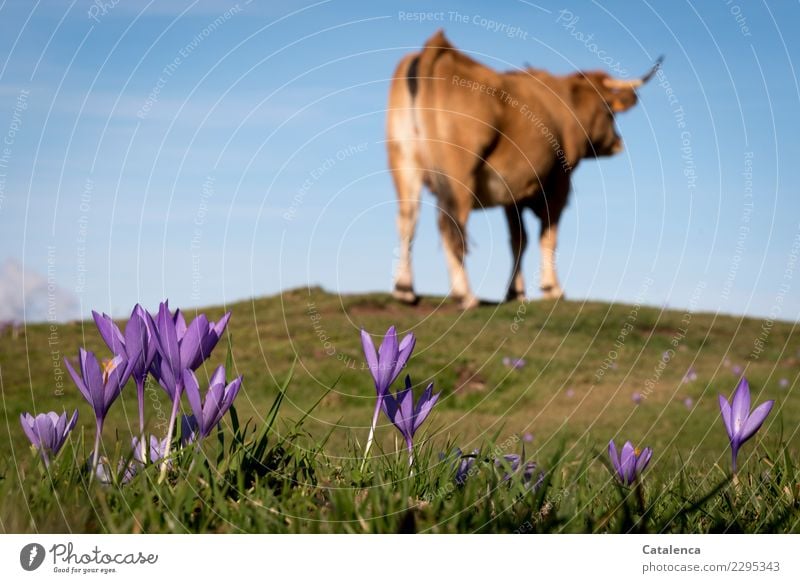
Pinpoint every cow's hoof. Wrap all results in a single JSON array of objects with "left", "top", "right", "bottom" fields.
[
  {"left": 393, "top": 285, "right": 419, "bottom": 305},
  {"left": 540, "top": 285, "right": 564, "bottom": 300},
  {"left": 505, "top": 290, "right": 528, "bottom": 303},
  {"left": 459, "top": 294, "right": 480, "bottom": 310}
]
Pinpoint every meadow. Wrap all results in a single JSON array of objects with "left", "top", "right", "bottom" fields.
[{"left": 1, "top": 287, "right": 798, "bottom": 533}]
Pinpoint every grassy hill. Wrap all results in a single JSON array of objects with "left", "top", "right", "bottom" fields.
[{"left": 1, "top": 288, "right": 798, "bottom": 533}]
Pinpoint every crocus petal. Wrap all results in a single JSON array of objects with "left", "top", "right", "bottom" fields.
[
  {"left": 620, "top": 441, "right": 636, "bottom": 485},
  {"left": 202, "top": 384, "right": 224, "bottom": 434},
  {"left": 182, "top": 369, "right": 204, "bottom": 429},
  {"left": 382, "top": 391, "right": 399, "bottom": 421},
  {"left": 174, "top": 307, "right": 187, "bottom": 338},
  {"left": 376, "top": 326, "right": 399, "bottom": 393},
  {"left": 92, "top": 311, "right": 126, "bottom": 354},
  {"left": 211, "top": 311, "right": 232, "bottom": 337},
  {"left": 149, "top": 435, "right": 168, "bottom": 462},
  {"left": 209, "top": 365, "right": 227, "bottom": 390},
  {"left": 738, "top": 400, "right": 774, "bottom": 444},
  {"left": 102, "top": 354, "right": 130, "bottom": 412},
  {"left": 137, "top": 306, "right": 158, "bottom": 365},
  {"left": 397, "top": 376, "right": 416, "bottom": 439},
  {"left": 180, "top": 314, "right": 207, "bottom": 370},
  {"left": 220, "top": 377, "right": 243, "bottom": 418},
  {"left": 64, "top": 356, "right": 92, "bottom": 407},
  {"left": 80, "top": 349, "right": 104, "bottom": 402},
  {"left": 78, "top": 350, "right": 107, "bottom": 417},
  {"left": 52, "top": 411, "right": 66, "bottom": 441},
  {"left": 502, "top": 454, "right": 521, "bottom": 472},
  {"left": 200, "top": 311, "right": 231, "bottom": 361},
  {"left": 65, "top": 409, "right": 79, "bottom": 435},
  {"left": 392, "top": 332, "right": 416, "bottom": 383},
  {"left": 635, "top": 447, "right": 653, "bottom": 475},
  {"left": 412, "top": 383, "right": 439, "bottom": 434},
  {"left": 608, "top": 439, "right": 621, "bottom": 477},
  {"left": 181, "top": 414, "right": 199, "bottom": 446},
  {"left": 730, "top": 377, "right": 751, "bottom": 436},
  {"left": 718, "top": 395, "right": 733, "bottom": 441},
  {"left": 151, "top": 355, "right": 177, "bottom": 400},
  {"left": 20, "top": 414, "right": 39, "bottom": 447},
  {"left": 123, "top": 311, "right": 148, "bottom": 373},
  {"left": 361, "top": 330, "right": 379, "bottom": 382},
  {"left": 34, "top": 414, "right": 56, "bottom": 452},
  {"left": 155, "top": 303, "right": 181, "bottom": 376}
]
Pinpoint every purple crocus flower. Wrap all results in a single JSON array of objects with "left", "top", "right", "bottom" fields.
[
  {"left": 455, "top": 449, "right": 479, "bottom": 485},
  {"left": 440, "top": 448, "right": 478, "bottom": 486},
  {"left": 19, "top": 410, "right": 79, "bottom": 467},
  {"left": 683, "top": 367, "right": 697, "bottom": 383},
  {"left": 731, "top": 364, "right": 743, "bottom": 376},
  {"left": 382, "top": 375, "right": 439, "bottom": 464},
  {"left": 608, "top": 439, "right": 653, "bottom": 485},
  {"left": 502, "top": 357, "right": 526, "bottom": 369},
  {"left": 147, "top": 301, "right": 231, "bottom": 475},
  {"left": 632, "top": 392, "right": 643, "bottom": 405},
  {"left": 495, "top": 453, "right": 522, "bottom": 480},
  {"left": 495, "top": 453, "right": 544, "bottom": 489},
  {"left": 360, "top": 326, "right": 415, "bottom": 462},
  {"left": 148, "top": 301, "right": 232, "bottom": 399},
  {"left": 64, "top": 349, "right": 132, "bottom": 471},
  {"left": 778, "top": 378, "right": 789, "bottom": 389},
  {"left": 180, "top": 414, "right": 200, "bottom": 446},
  {"left": 131, "top": 434, "right": 169, "bottom": 464},
  {"left": 182, "top": 366, "right": 243, "bottom": 440},
  {"left": 93, "top": 304, "right": 156, "bottom": 445},
  {"left": 683, "top": 396, "right": 694, "bottom": 409},
  {"left": 97, "top": 435, "right": 170, "bottom": 485},
  {"left": 718, "top": 377, "right": 774, "bottom": 473}
]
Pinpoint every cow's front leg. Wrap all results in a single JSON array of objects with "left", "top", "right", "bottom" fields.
[
  {"left": 533, "top": 192, "right": 566, "bottom": 300},
  {"left": 438, "top": 197, "right": 478, "bottom": 310},
  {"left": 504, "top": 205, "right": 528, "bottom": 302},
  {"left": 539, "top": 221, "right": 563, "bottom": 299}
]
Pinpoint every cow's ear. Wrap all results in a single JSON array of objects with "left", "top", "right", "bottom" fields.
[{"left": 608, "top": 88, "right": 638, "bottom": 113}]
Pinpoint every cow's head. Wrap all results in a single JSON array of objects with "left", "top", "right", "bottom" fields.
[{"left": 570, "top": 58, "right": 662, "bottom": 158}]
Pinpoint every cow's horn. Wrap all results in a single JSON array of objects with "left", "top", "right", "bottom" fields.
[{"left": 603, "top": 56, "right": 664, "bottom": 89}]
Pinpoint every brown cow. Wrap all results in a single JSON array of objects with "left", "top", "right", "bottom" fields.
[{"left": 387, "top": 30, "right": 660, "bottom": 308}]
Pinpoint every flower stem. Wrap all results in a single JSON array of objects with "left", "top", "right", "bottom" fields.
[
  {"left": 635, "top": 479, "right": 646, "bottom": 515},
  {"left": 136, "top": 379, "right": 146, "bottom": 462},
  {"left": 40, "top": 449, "right": 51, "bottom": 469},
  {"left": 360, "top": 400, "right": 382, "bottom": 472},
  {"left": 90, "top": 419, "right": 103, "bottom": 481},
  {"left": 158, "top": 393, "right": 181, "bottom": 483}
]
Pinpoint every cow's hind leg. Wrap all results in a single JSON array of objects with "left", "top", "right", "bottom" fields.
[
  {"left": 504, "top": 204, "right": 528, "bottom": 302},
  {"left": 434, "top": 172, "right": 478, "bottom": 310},
  {"left": 389, "top": 142, "right": 422, "bottom": 305}
]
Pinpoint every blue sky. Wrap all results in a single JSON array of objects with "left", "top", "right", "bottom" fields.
[{"left": 0, "top": 0, "right": 798, "bottom": 322}]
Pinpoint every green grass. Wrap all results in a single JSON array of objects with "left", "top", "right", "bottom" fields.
[{"left": 1, "top": 287, "right": 798, "bottom": 533}]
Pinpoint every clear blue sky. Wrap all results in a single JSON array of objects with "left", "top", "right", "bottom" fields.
[{"left": 1, "top": 0, "right": 798, "bottom": 322}]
